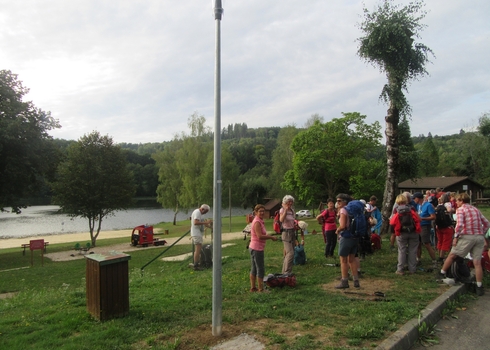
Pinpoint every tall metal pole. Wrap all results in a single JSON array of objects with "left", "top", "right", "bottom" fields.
[{"left": 212, "top": 0, "right": 223, "bottom": 337}]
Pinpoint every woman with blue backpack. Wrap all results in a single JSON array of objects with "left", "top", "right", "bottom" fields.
[{"left": 335, "top": 194, "right": 366, "bottom": 289}]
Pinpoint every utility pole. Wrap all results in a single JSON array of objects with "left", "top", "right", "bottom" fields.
[{"left": 212, "top": 0, "right": 223, "bottom": 337}]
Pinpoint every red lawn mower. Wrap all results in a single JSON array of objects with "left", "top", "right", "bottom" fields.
[{"left": 130, "top": 225, "right": 167, "bottom": 247}]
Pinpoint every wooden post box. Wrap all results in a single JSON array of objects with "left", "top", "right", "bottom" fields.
[{"left": 85, "top": 252, "right": 131, "bottom": 320}]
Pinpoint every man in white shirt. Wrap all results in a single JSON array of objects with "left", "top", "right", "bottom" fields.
[{"left": 191, "top": 204, "right": 211, "bottom": 271}]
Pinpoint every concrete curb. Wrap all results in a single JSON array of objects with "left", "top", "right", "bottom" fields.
[{"left": 376, "top": 283, "right": 467, "bottom": 350}]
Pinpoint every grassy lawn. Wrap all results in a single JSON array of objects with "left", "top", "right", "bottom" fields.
[{"left": 1, "top": 210, "right": 488, "bottom": 350}]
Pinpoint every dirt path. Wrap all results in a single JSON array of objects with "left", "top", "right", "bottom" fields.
[{"left": 43, "top": 231, "right": 246, "bottom": 262}]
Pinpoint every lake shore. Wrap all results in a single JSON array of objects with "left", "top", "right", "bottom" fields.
[
  {"left": 0, "top": 229, "right": 133, "bottom": 249},
  {"left": 0, "top": 229, "right": 248, "bottom": 250}
]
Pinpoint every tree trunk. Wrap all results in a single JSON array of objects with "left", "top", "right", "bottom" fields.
[{"left": 380, "top": 101, "right": 400, "bottom": 235}]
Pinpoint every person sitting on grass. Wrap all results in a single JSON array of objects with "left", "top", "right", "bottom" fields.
[{"left": 249, "top": 204, "right": 278, "bottom": 292}]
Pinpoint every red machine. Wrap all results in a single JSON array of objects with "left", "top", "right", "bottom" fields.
[{"left": 130, "top": 225, "right": 166, "bottom": 247}]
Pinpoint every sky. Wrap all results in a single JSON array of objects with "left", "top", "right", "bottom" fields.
[{"left": 1, "top": 0, "right": 489, "bottom": 144}]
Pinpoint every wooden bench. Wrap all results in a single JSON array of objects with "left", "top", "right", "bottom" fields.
[{"left": 22, "top": 242, "right": 49, "bottom": 256}]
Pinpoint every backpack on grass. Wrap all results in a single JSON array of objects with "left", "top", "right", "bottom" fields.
[
  {"left": 294, "top": 244, "right": 306, "bottom": 265},
  {"left": 264, "top": 273, "right": 297, "bottom": 288},
  {"left": 446, "top": 256, "right": 472, "bottom": 283},
  {"left": 199, "top": 244, "right": 213, "bottom": 268},
  {"left": 397, "top": 205, "right": 416, "bottom": 233},
  {"left": 342, "top": 200, "right": 367, "bottom": 239}
]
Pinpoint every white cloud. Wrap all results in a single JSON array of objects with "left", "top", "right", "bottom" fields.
[{"left": 1, "top": 0, "right": 489, "bottom": 142}]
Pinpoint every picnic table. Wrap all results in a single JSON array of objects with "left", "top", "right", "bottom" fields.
[{"left": 22, "top": 242, "right": 49, "bottom": 255}]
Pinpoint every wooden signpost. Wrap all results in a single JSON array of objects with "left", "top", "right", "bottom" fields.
[{"left": 29, "top": 239, "right": 45, "bottom": 266}]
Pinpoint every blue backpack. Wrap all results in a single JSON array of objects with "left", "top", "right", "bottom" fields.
[
  {"left": 294, "top": 244, "right": 306, "bottom": 265},
  {"left": 343, "top": 200, "right": 367, "bottom": 239}
]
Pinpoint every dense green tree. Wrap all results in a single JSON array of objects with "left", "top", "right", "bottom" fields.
[
  {"left": 417, "top": 133, "right": 439, "bottom": 176},
  {"left": 478, "top": 113, "right": 490, "bottom": 137},
  {"left": 269, "top": 126, "right": 299, "bottom": 199},
  {"left": 284, "top": 112, "right": 382, "bottom": 206},
  {"left": 398, "top": 118, "right": 419, "bottom": 181},
  {"left": 0, "top": 70, "right": 61, "bottom": 213},
  {"left": 154, "top": 138, "right": 184, "bottom": 224},
  {"left": 357, "top": 0, "right": 433, "bottom": 234},
  {"left": 51, "top": 132, "right": 135, "bottom": 246}
]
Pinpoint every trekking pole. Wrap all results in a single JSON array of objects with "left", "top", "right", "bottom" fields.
[{"left": 140, "top": 230, "right": 191, "bottom": 274}]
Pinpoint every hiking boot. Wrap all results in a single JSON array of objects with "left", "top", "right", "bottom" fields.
[
  {"left": 476, "top": 286, "right": 485, "bottom": 296},
  {"left": 335, "top": 279, "right": 349, "bottom": 289},
  {"left": 353, "top": 279, "right": 360, "bottom": 288}
]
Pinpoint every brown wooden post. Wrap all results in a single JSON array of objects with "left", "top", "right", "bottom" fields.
[{"left": 85, "top": 252, "right": 131, "bottom": 321}]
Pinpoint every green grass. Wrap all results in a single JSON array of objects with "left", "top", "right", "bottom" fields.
[{"left": 0, "top": 212, "right": 487, "bottom": 349}]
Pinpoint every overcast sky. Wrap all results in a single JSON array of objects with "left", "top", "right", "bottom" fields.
[{"left": 1, "top": 0, "right": 489, "bottom": 143}]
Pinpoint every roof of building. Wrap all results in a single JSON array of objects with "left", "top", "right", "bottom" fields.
[
  {"left": 398, "top": 176, "right": 484, "bottom": 189},
  {"left": 263, "top": 199, "right": 281, "bottom": 210}
]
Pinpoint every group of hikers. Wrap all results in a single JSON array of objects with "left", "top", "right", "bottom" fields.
[{"left": 190, "top": 189, "right": 490, "bottom": 295}]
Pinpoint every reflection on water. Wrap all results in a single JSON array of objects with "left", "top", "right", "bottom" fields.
[{"left": 0, "top": 205, "right": 250, "bottom": 239}]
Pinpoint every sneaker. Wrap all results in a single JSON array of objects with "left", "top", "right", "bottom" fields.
[
  {"left": 390, "top": 246, "right": 396, "bottom": 252},
  {"left": 353, "top": 279, "right": 360, "bottom": 288},
  {"left": 193, "top": 265, "right": 204, "bottom": 271},
  {"left": 357, "top": 271, "right": 364, "bottom": 278},
  {"left": 335, "top": 279, "right": 349, "bottom": 289},
  {"left": 476, "top": 286, "right": 485, "bottom": 296},
  {"left": 395, "top": 271, "right": 405, "bottom": 276},
  {"left": 435, "top": 271, "right": 446, "bottom": 280}
]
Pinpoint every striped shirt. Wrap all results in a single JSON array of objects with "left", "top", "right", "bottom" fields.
[{"left": 454, "top": 203, "right": 490, "bottom": 236}]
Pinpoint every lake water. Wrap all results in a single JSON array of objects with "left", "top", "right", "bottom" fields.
[{"left": 0, "top": 205, "right": 251, "bottom": 239}]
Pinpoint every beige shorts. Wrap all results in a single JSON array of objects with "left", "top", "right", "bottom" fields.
[
  {"left": 191, "top": 236, "right": 203, "bottom": 245},
  {"left": 451, "top": 235, "right": 485, "bottom": 260}
]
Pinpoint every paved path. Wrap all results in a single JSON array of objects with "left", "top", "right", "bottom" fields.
[{"left": 411, "top": 290, "right": 490, "bottom": 349}]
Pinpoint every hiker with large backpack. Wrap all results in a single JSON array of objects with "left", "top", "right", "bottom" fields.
[
  {"left": 435, "top": 192, "right": 455, "bottom": 263},
  {"left": 390, "top": 194, "right": 421, "bottom": 275},
  {"left": 438, "top": 192, "right": 490, "bottom": 296},
  {"left": 249, "top": 204, "right": 278, "bottom": 292},
  {"left": 335, "top": 194, "right": 366, "bottom": 289}
]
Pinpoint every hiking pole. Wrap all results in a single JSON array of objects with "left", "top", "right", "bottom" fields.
[{"left": 140, "top": 230, "right": 191, "bottom": 274}]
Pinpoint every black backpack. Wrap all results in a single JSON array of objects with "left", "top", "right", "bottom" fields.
[
  {"left": 397, "top": 205, "right": 415, "bottom": 233},
  {"left": 446, "top": 256, "right": 471, "bottom": 283},
  {"left": 199, "top": 244, "right": 213, "bottom": 268},
  {"left": 435, "top": 205, "right": 454, "bottom": 228}
]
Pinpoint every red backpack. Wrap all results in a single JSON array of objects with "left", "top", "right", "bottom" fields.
[{"left": 273, "top": 210, "right": 282, "bottom": 234}]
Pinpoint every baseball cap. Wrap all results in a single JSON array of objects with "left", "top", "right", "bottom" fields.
[{"left": 412, "top": 192, "right": 423, "bottom": 199}]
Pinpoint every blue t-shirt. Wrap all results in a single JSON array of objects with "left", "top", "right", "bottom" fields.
[{"left": 418, "top": 202, "right": 435, "bottom": 226}]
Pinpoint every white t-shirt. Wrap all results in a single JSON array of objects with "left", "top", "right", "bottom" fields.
[{"left": 191, "top": 208, "right": 204, "bottom": 237}]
